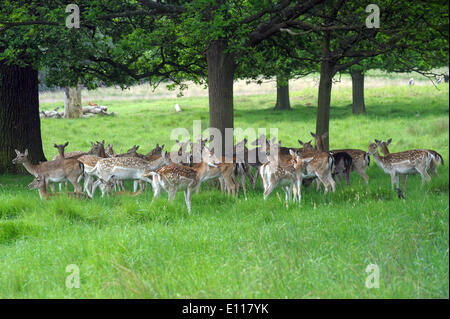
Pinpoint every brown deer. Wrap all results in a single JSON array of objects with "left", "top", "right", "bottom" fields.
[
  {"left": 330, "top": 141, "right": 370, "bottom": 184},
  {"left": 310, "top": 132, "right": 352, "bottom": 187},
  {"left": 52, "top": 141, "right": 87, "bottom": 160},
  {"left": 260, "top": 147, "right": 312, "bottom": 202},
  {"left": 367, "top": 140, "right": 433, "bottom": 197},
  {"left": 13, "top": 149, "right": 84, "bottom": 193},
  {"left": 142, "top": 147, "right": 220, "bottom": 213},
  {"left": 28, "top": 175, "right": 89, "bottom": 200},
  {"left": 190, "top": 138, "right": 237, "bottom": 197}
]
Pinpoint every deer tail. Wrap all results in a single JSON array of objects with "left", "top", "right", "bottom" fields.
[{"left": 365, "top": 152, "right": 370, "bottom": 167}]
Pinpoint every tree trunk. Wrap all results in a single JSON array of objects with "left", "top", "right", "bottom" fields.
[
  {"left": 315, "top": 32, "right": 334, "bottom": 152},
  {"left": 274, "top": 76, "right": 291, "bottom": 110},
  {"left": 64, "top": 84, "right": 83, "bottom": 118},
  {"left": 206, "top": 39, "right": 236, "bottom": 156},
  {"left": 0, "top": 62, "right": 46, "bottom": 174},
  {"left": 351, "top": 69, "right": 366, "bottom": 114}
]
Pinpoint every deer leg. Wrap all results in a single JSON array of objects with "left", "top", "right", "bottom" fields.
[
  {"left": 314, "top": 178, "right": 321, "bottom": 191},
  {"left": 417, "top": 166, "right": 431, "bottom": 186},
  {"left": 68, "top": 176, "right": 82, "bottom": 194},
  {"left": 168, "top": 187, "right": 176, "bottom": 201},
  {"left": 241, "top": 172, "right": 247, "bottom": 200},
  {"left": 316, "top": 174, "right": 329, "bottom": 194},
  {"left": 222, "top": 174, "right": 236, "bottom": 197},
  {"left": 390, "top": 172, "right": 396, "bottom": 191},
  {"left": 296, "top": 180, "right": 303, "bottom": 202},
  {"left": 91, "top": 179, "right": 102, "bottom": 198},
  {"left": 356, "top": 167, "right": 369, "bottom": 184},
  {"left": 233, "top": 173, "right": 240, "bottom": 196},
  {"left": 344, "top": 169, "right": 351, "bottom": 186},
  {"left": 185, "top": 188, "right": 192, "bottom": 214},
  {"left": 263, "top": 181, "right": 277, "bottom": 200},
  {"left": 252, "top": 168, "right": 260, "bottom": 189},
  {"left": 400, "top": 175, "right": 407, "bottom": 190},
  {"left": 328, "top": 174, "right": 336, "bottom": 193},
  {"left": 218, "top": 177, "right": 224, "bottom": 193},
  {"left": 49, "top": 183, "right": 55, "bottom": 193}
]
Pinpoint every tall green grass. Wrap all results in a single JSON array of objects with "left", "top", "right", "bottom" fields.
[{"left": 0, "top": 82, "right": 448, "bottom": 298}]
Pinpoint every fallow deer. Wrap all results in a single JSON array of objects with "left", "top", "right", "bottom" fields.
[
  {"left": 90, "top": 151, "right": 170, "bottom": 197},
  {"left": 190, "top": 139, "right": 237, "bottom": 197},
  {"left": 330, "top": 145, "right": 370, "bottom": 184},
  {"left": 310, "top": 132, "right": 352, "bottom": 187},
  {"left": 52, "top": 141, "right": 88, "bottom": 160},
  {"left": 260, "top": 147, "right": 312, "bottom": 202},
  {"left": 142, "top": 147, "right": 220, "bottom": 213},
  {"left": 375, "top": 138, "right": 444, "bottom": 189},
  {"left": 367, "top": 140, "right": 433, "bottom": 197},
  {"left": 28, "top": 175, "right": 89, "bottom": 200},
  {"left": 13, "top": 149, "right": 84, "bottom": 193}
]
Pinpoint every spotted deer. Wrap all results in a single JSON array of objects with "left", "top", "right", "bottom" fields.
[
  {"left": 77, "top": 141, "right": 110, "bottom": 195},
  {"left": 367, "top": 140, "right": 433, "bottom": 197},
  {"left": 190, "top": 138, "right": 237, "bottom": 197},
  {"left": 28, "top": 175, "right": 89, "bottom": 200},
  {"left": 330, "top": 145, "right": 370, "bottom": 184},
  {"left": 291, "top": 146, "right": 336, "bottom": 195},
  {"left": 90, "top": 151, "right": 170, "bottom": 197},
  {"left": 375, "top": 138, "right": 444, "bottom": 189},
  {"left": 105, "top": 144, "right": 117, "bottom": 157},
  {"left": 12, "top": 149, "right": 84, "bottom": 193},
  {"left": 259, "top": 147, "right": 312, "bottom": 202},
  {"left": 310, "top": 132, "right": 352, "bottom": 187},
  {"left": 142, "top": 147, "right": 220, "bottom": 213},
  {"left": 146, "top": 143, "right": 165, "bottom": 157}
]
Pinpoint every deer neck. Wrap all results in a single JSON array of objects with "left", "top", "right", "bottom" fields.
[
  {"left": 22, "top": 158, "right": 39, "bottom": 176},
  {"left": 194, "top": 161, "right": 209, "bottom": 180},
  {"left": 97, "top": 148, "right": 107, "bottom": 158},
  {"left": 372, "top": 149, "right": 387, "bottom": 170},
  {"left": 38, "top": 184, "right": 49, "bottom": 200}
]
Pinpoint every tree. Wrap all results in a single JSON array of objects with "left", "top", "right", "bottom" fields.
[
  {"left": 280, "top": 0, "right": 449, "bottom": 150},
  {"left": 64, "top": 84, "right": 83, "bottom": 118},
  {"left": 2, "top": 0, "right": 326, "bottom": 157},
  {"left": 274, "top": 75, "right": 291, "bottom": 110}
]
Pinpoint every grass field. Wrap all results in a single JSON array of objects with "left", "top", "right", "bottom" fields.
[{"left": 0, "top": 80, "right": 448, "bottom": 298}]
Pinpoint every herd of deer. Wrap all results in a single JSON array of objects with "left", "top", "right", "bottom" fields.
[{"left": 12, "top": 133, "right": 444, "bottom": 213}]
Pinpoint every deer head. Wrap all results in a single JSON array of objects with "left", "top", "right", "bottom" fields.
[
  {"left": 12, "top": 149, "right": 29, "bottom": 164},
  {"left": 298, "top": 139, "right": 314, "bottom": 151},
  {"left": 28, "top": 175, "right": 45, "bottom": 190}
]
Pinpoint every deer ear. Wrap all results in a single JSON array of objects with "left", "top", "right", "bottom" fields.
[
  {"left": 161, "top": 144, "right": 165, "bottom": 149},
  {"left": 308, "top": 140, "right": 312, "bottom": 144},
  {"left": 15, "top": 149, "right": 20, "bottom": 155},
  {"left": 54, "top": 144, "right": 58, "bottom": 148},
  {"left": 387, "top": 138, "right": 392, "bottom": 145},
  {"left": 298, "top": 140, "right": 304, "bottom": 145},
  {"left": 289, "top": 149, "right": 295, "bottom": 156},
  {"left": 64, "top": 141, "right": 69, "bottom": 147},
  {"left": 101, "top": 140, "right": 105, "bottom": 144},
  {"left": 24, "top": 149, "right": 28, "bottom": 156},
  {"left": 375, "top": 139, "right": 380, "bottom": 143},
  {"left": 310, "top": 132, "right": 317, "bottom": 138}
]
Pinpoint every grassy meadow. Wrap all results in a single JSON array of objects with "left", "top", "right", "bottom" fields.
[{"left": 0, "top": 79, "right": 448, "bottom": 298}]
